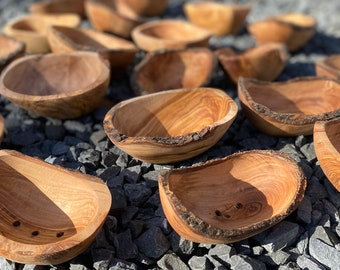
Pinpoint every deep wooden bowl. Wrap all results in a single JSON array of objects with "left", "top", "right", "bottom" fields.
[
  {"left": 158, "top": 150, "right": 306, "bottom": 244},
  {"left": 0, "top": 34, "right": 25, "bottom": 73},
  {"left": 247, "top": 13, "right": 316, "bottom": 52},
  {"left": 238, "top": 77, "right": 340, "bottom": 136},
  {"left": 103, "top": 88, "right": 238, "bottom": 164},
  {"left": 215, "top": 43, "right": 288, "bottom": 84},
  {"left": 29, "top": 0, "right": 85, "bottom": 18},
  {"left": 314, "top": 118, "right": 340, "bottom": 191},
  {"left": 184, "top": 1, "right": 251, "bottom": 36},
  {"left": 315, "top": 54, "right": 340, "bottom": 79},
  {"left": 0, "top": 149, "right": 111, "bottom": 265},
  {"left": 115, "top": 0, "right": 168, "bottom": 17},
  {"left": 131, "top": 19, "right": 212, "bottom": 52},
  {"left": 130, "top": 48, "right": 217, "bottom": 95},
  {"left": 0, "top": 51, "right": 110, "bottom": 119}
]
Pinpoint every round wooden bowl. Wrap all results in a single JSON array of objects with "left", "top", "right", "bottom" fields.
[
  {"left": 103, "top": 88, "right": 238, "bottom": 164},
  {"left": 0, "top": 34, "right": 25, "bottom": 74},
  {"left": 183, "top": 1, "right": 251, "bottom": 36},
  {"left": 238, "top": 77, "right": 340, "bottom": 136},
  {"left": 315, "top": 54, "right": 340, "bottom": 79},
  {"left": 314, "top": 118, "right": 340, "bottom": 191},
  {"left": 0, "top": 149, "right": 111, "bottom": 265},
  {"left": 131, "top": 19, "right": 212, "bottom": 52},
  {"left": 215, "top": 43, "right": 288, "bottom": 84},
  {"left": 247, "top": 13, "right": 316, "bottom": 52},
  {"left": 158, "top": 150, "right": 306, "bottom": 244},
  {"left": 115, "top": 0, "right": 168, "bottom": 17},
  {"left": 130, "top": 48, "right": 217, "bottom": 95},
  {"left": 0, "top": 51, "right": 110, "bottom": 119},
  {"left": 29, "top": 0, "right": 85, "bottom": 18}
]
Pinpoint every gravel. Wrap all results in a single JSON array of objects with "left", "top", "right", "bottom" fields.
[{"left": 0, "top": 0, "right": 340, "bottom": 269}]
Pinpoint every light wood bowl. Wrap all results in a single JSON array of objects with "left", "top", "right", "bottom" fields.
[
  {"left": 131, "top": 19, "right": 212, "bottom": 52},
  {"left": 0, "top": 34, "right": 25, "bottom": 73},
  {"left": 29, "top": 0, "right": 85, "bottom": 18},
  {"left": 215, "top": 43, "right": 288, "bottom": 84},
  {"left": 0, "top": 51, "right": 110, "bottom": 119},
  {"left": 238, "top": 77, "right": 340, "bottom": 136},
  {"left": 314, "top": 118, "right": 340, "bottom": 191},
  {"left": 115, "top": 0, "right": 168, "bottom": 17},
  {"left": 130, "top": 48, "right": 217, "bottom": 95},
  {"left": 158, "top": 150, "right": 306, "bottom": 244},
  {"left": 0, "top": 149, "right": 111, "bottom": 265},
  {"left": 247, "top": 13, "right": 316, "bottom": 52},
  {"left": 103, "top": 88, "right": 238, "bottom": 164},
  {"left": 184, "top": 1, "right": 251, "bottom": 36},
  {"left": 315, "top": 54, "right": 340, "bottom": 79}
]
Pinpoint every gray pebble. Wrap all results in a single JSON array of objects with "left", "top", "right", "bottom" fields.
[
  {"left": 124, "top": 183, "right": 152, "bottom": 206},
  {"left": 230, "top": 254, "right": 266, "bottom": 270},
  {"left": 296, "top": 255, "right": 327, "bottom": 270},
  {"left": 115, "top": 230, "right": 139, "bottom": 260},
  {"left": 157, "top": 253, "right": 190, "bottom": 270},
  {"left": 188, "top": 255, "right": 214, "bottom": 270}
]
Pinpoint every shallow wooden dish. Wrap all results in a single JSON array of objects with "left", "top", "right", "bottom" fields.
[
  {"left": 315, "top": 54, "right": 340, "bottom": 79},
  {"left": 0, "top": 51, "right": 110, "bottom": 119},
  {"left": 115, "top": 0, "right": 168, "bottom": 17},
  {"left": 103, "top": 88, "right": 238, "bottom": 164},
  {"left": 184, "top": 1, "right": 251, "bottom": 36},
  {"left": 215, "top": 43, "right": 288, "bottom": 84},
  {"left": 29, "top": 0, "right": 85, "bottom": 18},
  {"left": 0, "top": 149, "right": 111, "bottom": 265},
  {"left": 131, "top": 19, "right": 212, "bottom": 52},
  {"left": 159, "top": 149, "right": 306, "bottom": 244},
  {"left": 238, "top": 77, "right": 340, "bottom": 136},
  {"left": 314, "top": 118, "right": 340, "bottom": 191},
  {"left": 247, "top": 13, "right": 316, "bottom": 52},
  {"left": 0, "top": 34, "right": 25, "bottom": 73},
  {"left": 130, "top": 48, "right": 217, "bottom": 95}
]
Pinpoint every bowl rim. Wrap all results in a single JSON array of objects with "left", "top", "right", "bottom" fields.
[{"left": 0, "top": 34, "right": 26, "bottom": 67}]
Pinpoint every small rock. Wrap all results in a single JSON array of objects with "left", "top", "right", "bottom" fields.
[
  {"left": 124, "top": 183, "right": 152, "bottom": 207},
  {"left": 188, "top": 256, "right": 214, "bottom": 270},
  {"left": 121, "top": 165, "right": 142, "bottom": 184},
  {"left": 157, "top": 253, "right": 190, "bottom": 270},
  {"left": 170, "top": 231, "right": 196, "bottom": 255},
  {"left": 229, "top": 254, "right": 266, "bottom": 270},
  {"left": 45, "top": 119, "right": 65, "bottom": 140},
  {"left": 108, "top": 258, "right": 138, "bottom": 270},
  {"left": 297, "top": 231, "right": 309, "bottom": 254},
  {"left": 109, "top": 188, "right": 127, "bottom": 213},
  {"left": 90, "top": 130, "right": 107, "bottom": 146},
  {"left": 306, "top": 176, "right": 328, "bottom": 203},
  {"left": 115, "top": 229, "right": 139, "bottom": 260},
  {"left": 300, "top": 142, "right": 316, "bottom": 162},
  {"left": 296, "top": 196, "right": 312, "bottom": 224},
  {"left": 296, "top": 255, "right": 327, "bottom": 270},
  {"left": 259, "top": 250, "right": 291, "bottom": 266},
  {"left": 51, "top": 141, "right": 70, "bottom": 156}
]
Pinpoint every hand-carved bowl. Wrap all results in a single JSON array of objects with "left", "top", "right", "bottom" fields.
[
  {"left": 103, "top": 88, "right": 238, "bottom": 164},
  {"left": 3, "top": 13, "right": 81, "bottom": 54},
  {"left": 215, "top": 43, "right": 288, "bottom": 84},
  {"left": 115, "top": 0, "right": 168, "bottom": 17},
  {"left": 238, "top": 77, "right": 340, "bottom": 136},
  {"left": 130, "top": 48, "right": 217, "bottom": 95},
  {"left": 0, "top": 149, "right": 111, "bottom": 265},
  {"left": 131, "top": 19, "right": 212, "bottom": 52},
  {"left": 0, "top": 51, "right": 110, "bottom": 119},
  {"left": 158, "top": 150, "right": 306, "bottom": 244},
  {"left": 247, "top": 13, "right": 316, "bottom": 52},
  {"left": 29, "top": 0, "right": 85, "bottom": 18},
  {"left": 314, "top": 118, "right": 340, "bottom": 191},
  {"left": 183, "top": 1, "right": 251, "bottom": 36},
  {"left": 315, "top": 54, "right": 340, "bottom": 79},
  {"left": 0, "top": 34, "right": 25, "bottom": 73}
]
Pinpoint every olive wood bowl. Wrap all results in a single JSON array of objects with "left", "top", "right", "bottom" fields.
[
  {"left": 315, "top": 54, "right": 340, "bottom": 79},
  {"left": 29, "top": 0, "right": 85, "bottom": 18},
  {"left": 183, "top": 1, "right": 251, "bottom": 36},
  {"left": 131, "top": 19, "right": 212, "bottom": 52},
  {"left": 247, "top": 13, "right": 316, "bottom": 52},
  {"left": 0, "top": 34, "right": 25, "bottom": 73},
  {"left": 130, "top": 48, "right": 217, "bottom": 95},
  {"left": 0, "top": 51, "right": 110, "bottom": 119},
  {"left": 238, "top": 77, "right": 340, "bottom": 136},
  {"left": 215, "top": 43, "right": 288, "bottom": 84},
  {"left": 103, "top": 88, "right": 238, "bottom": 164},
  {"left": 314, "top": 118, "right": 340, "bottom": 191},
  {"left": 158, "top": 149, "right": 306, "bottom": 244},
  {"left": 0, "top": 149, "right": 111, "bottom": 265},
  {"left": 115, "top": 0, "right": 168, "bottom": 17}
]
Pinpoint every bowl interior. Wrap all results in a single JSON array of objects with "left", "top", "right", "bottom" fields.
[
  {"left": 324, "top": 55, "right": 340, "bottom": 70},
  {"left": 0, "top": 36, "right": 23, "bottom": 58},
  {"left": 277, "top": 13, "right": 315, "bottom": 27},
  {"left": 324, "top": 120, "right": 340, "bottom": 152}
]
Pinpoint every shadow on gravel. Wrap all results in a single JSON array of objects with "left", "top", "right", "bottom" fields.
[{"left": 300, "top": 31, "right": 340, "bottom": 55}]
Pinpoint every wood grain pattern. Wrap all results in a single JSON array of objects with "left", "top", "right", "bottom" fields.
[
  {"left": 115, "top": 0, "right": 168, "bottom": 17},
  {"left": 29, "top": 0, "right": 85, "bottom": 18},
  {"left": 315, "top": 55, "right": 340, "bottom": 79},
  {"left": 0, "top": 34, "right": 25, "bottom": 73}
]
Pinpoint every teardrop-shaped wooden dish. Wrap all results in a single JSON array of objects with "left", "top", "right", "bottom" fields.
[
  {"left": 0, "top": 149, "right": 111, "bottom": 265},
  {"left": 238, "top": 77, "right": 340, "bottom": 136},
  {"left": 130, "top": 48, "right": 217, "bottom": 95},
  {"left": 314, "top": 118, "right": 340, "bottom": 191},
  {"left": 158, "top": 149, "right": 306, "bottom": 244},
  {"left": 115, "top": 0, "right": 168, "bottom": 17},
  {"left": 103, "top": 88, "right": 238, "bottom": 164},
  {"left": 184, "top": 1, "right": 251, "bottom": 36},
  {"left": 215, "top": 43, "right": 288, "bottom": 84},
  {"left": 0, "top": 34, "right": 25, "bottom": 74},
  {"left": 131, "top": 19, "right": 212, "bottom": 52},
  {"left": 315, "top": 54, "right": 340, "bottom": 79},
  {"left": 247, "top": 13, "right": 316, "bottom": 52},
  {"left": 29, "top": 0, "right": 85, "bottom": 18}
]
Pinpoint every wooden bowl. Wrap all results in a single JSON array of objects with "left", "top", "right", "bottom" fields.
[
  {"left": 238, "top": 77, "right": 340, "bottom": 136},
  {"left": 183, "top": 1, "right": 251, "bottom": 36},
  {"left": 115, "top": 0, "right": 168, "bottom": 17},
  {"left": 315, "top": 54, "right": 340, "bottom": 79},
  {"left": 103, "top": 88, "right": 238, "bottom": 164},
  {"left": 0, "top": 51, "right": 110, "bottom": 119},
  {"left": 130, "top": 48, "right": 217, "bottom": 95},
  {"left": 215, "top": 43, "right": 288, "bottom": 84},
  {"left": 158, "top": 150, "right": 306, "bottom": 244},
  {"left": 0, "top": 34, "right": 25, "bottom": 73},
  {"left": 314, "top": 118, "right": 340, "bottom": 191},
  {"left": 2, "top": 13, "right": 81, "bottom": 54},
  {"left": 0, "top": 149, "right": 111, "bottom": 265},
  {"left": 247, "top": 13, "right": 316, "bottom": 52},
  {"left": 131, "top": 19, "right": 212, "bottom": 52},
  {"left": 29, "top": 0, "right": 85, "bottom": 18},
  {"left": 0, "top": 114, "right": 4, "bottom": 143}
]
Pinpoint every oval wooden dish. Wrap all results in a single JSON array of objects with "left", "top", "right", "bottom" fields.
[
  {"left": 131, "top": 19, "right": 212, "bottom": 52},
  {"left": 158, "top": 150, "right": 306, "bottom": 244},
  {"left": 103, "top": 88, "right": 238, "bottom": 164},
  {"left": 0, "top": 51, "right": 110, "bottom": 119},
  {"left": 315, "top": 54, "right": 340, "bottom": 79},
  {"left": 247, "top": 13, "right": 316, "bottom": 52},
  {"left": 314, "top": 118, "right": 340, "bottom": 191},
  {"left": 0, "top": 149, "right": 111, "bottom": 265},
  {"left": 0, "top": 34, "right": 25, "bottom": 73},
  {"left": 29, "top": 0, "right": 85, "bottom": 18},
  {"left": 115, "top": 0, "right": 168, "bottom": 17},
  {"left": 215, "top": 43, "right": 288, "bottom": 84},
  {"left": 238, "top": 77, "right": 340, "bottom": 136},
  {"left": 130, "top": 48, "right": 217, "bottom": 95}
]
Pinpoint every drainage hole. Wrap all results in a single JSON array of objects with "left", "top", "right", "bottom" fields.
[
  {"left": 12, "top": 221, "right": 21, "bottom": 227},
  {"left": 215, "top": 210, "right": 222, "bottom": 216},
  {"left": 31, "top": 231, "right": 39, "bottom": 236},
  {"left": 56, "top": 232, "right": 64, "bottom": 238}
]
